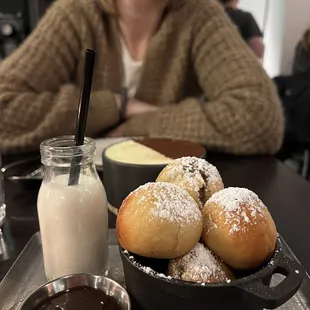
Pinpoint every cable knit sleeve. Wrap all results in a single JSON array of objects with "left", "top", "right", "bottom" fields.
[
  {"left": 0, "top": 0, "right": 119, "bottom": 152},
  {"left": 124, "top": 0, "right": 284, "bottom": 155}
]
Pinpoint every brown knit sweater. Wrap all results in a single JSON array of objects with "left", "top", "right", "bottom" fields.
[{"left": 0, "top": 0, "right": 284, "bottom": 155}]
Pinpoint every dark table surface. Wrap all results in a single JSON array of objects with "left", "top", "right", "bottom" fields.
[{"left": 1, "top": 153, "right": 310, "bottom": 283}]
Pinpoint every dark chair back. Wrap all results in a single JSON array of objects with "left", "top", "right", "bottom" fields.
[{"left": 26, "top": 0, "right": 54, "bottom": 31}]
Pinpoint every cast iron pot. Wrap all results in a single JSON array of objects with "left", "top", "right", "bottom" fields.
[
  {"left": 102, "top": 139, "right": 206, "bottom": 210},
  {"left": 119, "top": 239, "right": 304, "bottom": 310}
]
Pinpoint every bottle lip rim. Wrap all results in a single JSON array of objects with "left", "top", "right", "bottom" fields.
[{"left": 40, "top": 136, "right": 96, "bottom": 158}]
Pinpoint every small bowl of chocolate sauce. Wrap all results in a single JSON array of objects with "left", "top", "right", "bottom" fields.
[{"left": 19, "top": 274, "right": 130, "bottom": 310}]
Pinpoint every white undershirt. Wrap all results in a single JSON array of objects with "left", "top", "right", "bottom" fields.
[{"left": 120, "top": 39, "right": 143, "bottom": 98}]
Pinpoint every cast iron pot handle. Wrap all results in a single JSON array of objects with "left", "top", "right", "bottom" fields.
[{"left": 237, "top": 254, "right": 304, "bottom": 309}]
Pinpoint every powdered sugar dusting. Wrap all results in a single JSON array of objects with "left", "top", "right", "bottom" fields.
[
  {"left": 131, "top": 182, "right": 201, "bottom": 229},
  {"left": 208, "top": 188, "right": 267, "bottom": 235},
  {"left": 124, "top": 251, "right": 172, "bottom": 280},
  {"left": 164, "top": 157, "right": 222, "bottom": 192},
  {"left": 168, "top": 243, "right": 231, "bottom": 283}
]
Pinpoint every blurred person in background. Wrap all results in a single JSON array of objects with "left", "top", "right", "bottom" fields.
[
  {"left": 293, "top": 28, "right": 310, "bottom": 75},
  {"left": 274, "top": 28, "right": 310, "bottom": 160},
  {"left": 0, "top": 0, "right": 283, "bottom": 155},
  {"left": 220, "top": 0, "right": 265, "bottom": 59}
]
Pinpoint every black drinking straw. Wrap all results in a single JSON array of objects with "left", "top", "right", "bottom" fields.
[{"left": 68, "top": 49, "right": 96, "bottom": 186}]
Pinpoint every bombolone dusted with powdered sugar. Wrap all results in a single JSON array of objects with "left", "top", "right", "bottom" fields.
[
  {"left": 156, "top": 157, "right": 224, "bottom": 208},
  {"left": 168, "top": 243, "right": 234, "bottom": 284},
  {"left": 117, "top": 182, "right": 203, "bottom": 259},
  {"left": 202, "top": 187, "right": 277, "bottom": 270}
]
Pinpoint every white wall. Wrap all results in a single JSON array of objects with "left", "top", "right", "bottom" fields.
[{"left": 263, "top": 0, "right": 286, "bottom": 77}]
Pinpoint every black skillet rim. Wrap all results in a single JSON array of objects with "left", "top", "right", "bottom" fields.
[{"left": 120, "top": 237, "right": 283, "bottom": 288}]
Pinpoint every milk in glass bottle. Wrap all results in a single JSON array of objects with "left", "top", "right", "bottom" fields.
[{"left": 38, "top": 136, "right": 109, "bottom": 280}]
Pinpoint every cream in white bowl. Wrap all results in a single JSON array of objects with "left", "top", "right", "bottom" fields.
[{"left": 105, "top": 140, "right": 173, "bottom": 165}]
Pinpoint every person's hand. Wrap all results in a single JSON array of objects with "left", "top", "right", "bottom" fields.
[
  {"left": 126, "top": 99, "right": 158, "bottom": 118},
  {"left": 105, "top": 123, "right": 126, "bottom": 138},
  {"left": 115, "top": 95, "right": 158, "bottom": 119}
]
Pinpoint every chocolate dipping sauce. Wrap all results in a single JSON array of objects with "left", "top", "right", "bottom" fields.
[{"left": 37, "top": 286, "right": 121, "bottom": 310}]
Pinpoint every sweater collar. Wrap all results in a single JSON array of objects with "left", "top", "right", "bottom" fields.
[{"left": 99, "top": 0, "right": 185, "bottom": 15}]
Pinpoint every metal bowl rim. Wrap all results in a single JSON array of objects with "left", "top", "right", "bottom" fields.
[{"left": 19, "top": 273, "right": 131, "bottom": 309}]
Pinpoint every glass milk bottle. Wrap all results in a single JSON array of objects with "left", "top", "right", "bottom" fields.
[
  {"left": 0, "top": 152, "right": 6, "bottom": 227},
  {"left": 38, "top": 136, "right": 109, "bottom": 281}
]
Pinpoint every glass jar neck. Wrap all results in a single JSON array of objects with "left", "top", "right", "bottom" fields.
[{"left": 40, "top": 136, "right": 96, "bottom": 168}]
